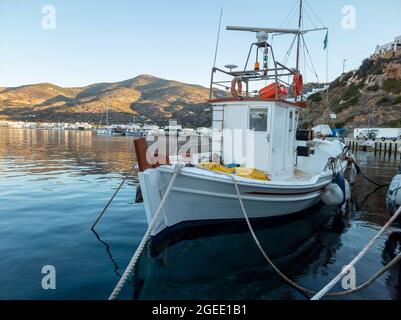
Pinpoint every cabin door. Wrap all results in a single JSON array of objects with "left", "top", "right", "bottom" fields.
[
  {"left": 285, "top": 110, "right": 296, "bottom": 170},
  {"left": 248, "top": 107, "right": 271, "bottom": 172}
]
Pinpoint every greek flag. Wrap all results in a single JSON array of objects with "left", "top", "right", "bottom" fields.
[{"left": 323, "top": 31, "right": 328, "bottom": 50}]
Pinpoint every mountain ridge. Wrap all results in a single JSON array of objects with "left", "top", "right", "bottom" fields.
[
  {"left": 0, "top": 74, "right": 223, "bottom": 127},
  {"left": 2, "top": 56, "right": 401, "bottom": 129}
]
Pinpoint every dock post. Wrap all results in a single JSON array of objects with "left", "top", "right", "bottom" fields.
[
  {"left": 197, "top": 134, "right": 202, "bottom": 161},
  {"left": 389, "top": 143, "right": 393, "bottom": 156},
  {"left": 374, "top": 142, "right": 377, "bottom": 156}
]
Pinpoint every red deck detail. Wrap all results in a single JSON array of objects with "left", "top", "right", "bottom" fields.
[
  {"left": 134, "top": 138, "right": 170, "bottom": 172},
  {"left": 207, "top": 97, "right": 308, "bottom": 108}
]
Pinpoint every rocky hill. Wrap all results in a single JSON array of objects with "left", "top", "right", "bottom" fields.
[
  {"left": 0, "top": 75, "right": 225, "bottom": 127},
  {"left": 301, "top": 55, "right": 401, "bottom": 128},
  {"left": 3, "top": 56, "right": 401, "bottom": 129}
]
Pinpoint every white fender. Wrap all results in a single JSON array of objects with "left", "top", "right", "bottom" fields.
[
  {"left": 321, "top": 183, "right": 344, "bottom": 206},
  {"left": 387, "top": 174, "right": 401, "bottom": 215},
  {"left": 344, "top": 179, "right": 351, "bottom": 202}
]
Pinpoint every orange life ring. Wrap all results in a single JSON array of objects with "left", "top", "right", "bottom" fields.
[
  {"left": 293, "top": 72, "right": 303, "bottom": 97},
  {"left": 231, "top": 78, "right": 243, "bottom": 97}
]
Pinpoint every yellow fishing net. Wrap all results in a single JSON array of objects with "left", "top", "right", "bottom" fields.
[{"left": 199, "top": 163, "right": 270, "bottom": 181}]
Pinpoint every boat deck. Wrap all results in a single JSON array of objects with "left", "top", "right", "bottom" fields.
[
  {"left": 160, "top": 165, "right": 327, "bottom": 187},
  {"left": 284, "top": 169, "right": 315, "bottom": 182}
]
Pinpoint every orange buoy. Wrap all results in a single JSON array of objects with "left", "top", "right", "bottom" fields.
[
  {"left": 231, "top": 78, "right": 243, "bottom": 97},
  {"left": 293, "top": 72, "right": 303, "bottom": 97}
]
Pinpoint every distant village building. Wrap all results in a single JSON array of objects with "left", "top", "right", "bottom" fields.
[{"left": 372, "top": 35, "right": 401, "bottom": 59}]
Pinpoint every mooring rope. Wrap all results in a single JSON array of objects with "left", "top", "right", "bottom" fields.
[
  {"left": 324, "top": 146, "right": 390, "bottom": 188},
  {"left": 353, "top": 161, "right": 390, "bottom": 187},
  {"left": 91, "top": 167, "right": 135, "bottom": 230},
  {"left": 311, "top": 204, "right": 401, "bottom": 300},
  {"left": 108, "top": 163, "right": 183, "bottom": 300},
  {"left": 201, "top": 167, "right": 401, "bottom": 299}
]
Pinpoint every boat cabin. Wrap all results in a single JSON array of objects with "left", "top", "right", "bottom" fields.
[
  {"left": 208, "top": 26, "right": 310, "bottom": 179},
  {"left": 211, "top": 99, "right": 301, "bottom": 179}
]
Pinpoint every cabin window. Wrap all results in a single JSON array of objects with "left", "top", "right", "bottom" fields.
[{"left": 249, "top": 109, "right": 268, "bottom": 132}]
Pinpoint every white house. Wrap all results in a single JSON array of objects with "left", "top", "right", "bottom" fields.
[{"left": 374, "top": 35, "right": 401, "bottom": 55}]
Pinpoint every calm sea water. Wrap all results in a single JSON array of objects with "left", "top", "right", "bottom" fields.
[{"left": 0, "top": 127, "right": 400, "bottom": 300}]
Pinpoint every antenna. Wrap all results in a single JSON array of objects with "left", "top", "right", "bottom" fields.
[
  {"left": 213, "top": 8, "right": 224, "bottom": 68},
  {"left": 296, "top": 0, "right": 303, "bottom": 72},
  {"left": 226, "top": 26, "right": 299, "bottom": 34}
]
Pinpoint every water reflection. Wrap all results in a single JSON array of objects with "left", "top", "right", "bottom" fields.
[
  {"left": 129, "top": 203, "right": 401, "bottom": 300},
  {"left": 382, "top": 232, "right": 401, "bottom": 299},
  {"left": 356, "top": 186, "right": 386, "bottom": 210},
  {"left": 132, "top": 206, "right": 344, "bottom": 300},
  {"left": 0, "top": 128, "right": 137, "bottom": 176},
  {"left": 351, "top": 151, "right": 399, "bottom": 226},
  {"left": 91, "top": 229, "right": 122, "bottom": 279}
]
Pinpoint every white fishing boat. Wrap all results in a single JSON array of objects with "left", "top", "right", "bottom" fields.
[
  {"left": 164, "top": 124, "right": 183, "bottom": 136},
  {"left": 96, "top": 127, "right": 123, "bottom": 136},
  {"left": 95, "top": 106, "right": 125, "bottom": 136},
  {"left": 126, "top": 124, "right": 146, "bottom": 137},
  {"left": 136, "top": 2, "right": 355, "bottom": 238}
]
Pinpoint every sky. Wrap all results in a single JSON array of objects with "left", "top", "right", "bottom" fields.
[{"left": 0, "top": 0, "right": 400, "bottom": 88}]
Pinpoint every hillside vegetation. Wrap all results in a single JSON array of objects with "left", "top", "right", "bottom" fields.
[{"left": 301, "top": 55, "right": 401, "bottom": 128}]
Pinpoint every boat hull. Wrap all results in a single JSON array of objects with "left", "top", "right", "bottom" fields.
[{"left": 139, "top": 166, "right": 332, "bottom": 236}]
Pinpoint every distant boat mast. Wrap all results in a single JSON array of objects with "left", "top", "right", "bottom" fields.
[{"left": 106, "top": 106, "right": 109, "bottom": 126}]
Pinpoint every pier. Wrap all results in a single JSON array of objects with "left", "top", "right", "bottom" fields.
[{"left": 347, "top": 139, "right": 401, "bottom": 160}]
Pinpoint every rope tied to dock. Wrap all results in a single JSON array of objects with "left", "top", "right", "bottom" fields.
[
  {"left": 352, "top": 161, "right": 390, "bottom": 187},
  {"left": 91, "top": 167, "right": 135, "bottom": 230},
  {"left": 108, "top": 163, "right": 183, "bottom": 300},
  {"left": 200, "top": 167, "right": 401, "bottom": 300},
  {"left": 311, "top": 204, "right": 401, "bottom": 300},
  {"left": 324, "top": 146, "right": 390, "bottom": 188}
]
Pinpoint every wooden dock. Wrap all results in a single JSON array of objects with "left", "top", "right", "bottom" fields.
[{"left": 347, "top": 139, "right": 401, "bottom": 158}]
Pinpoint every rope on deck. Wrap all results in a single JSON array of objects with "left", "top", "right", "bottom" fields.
[{"left": 108, "top": 163, "right": 183, "bottom": 300}]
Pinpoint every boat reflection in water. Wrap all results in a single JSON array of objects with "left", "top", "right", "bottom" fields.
[
  {"left": 382, "top": 231, "right": 401, "bottom": 300},
  {"left": 131, "top": 204, "right": 349, "bottom": 300}
]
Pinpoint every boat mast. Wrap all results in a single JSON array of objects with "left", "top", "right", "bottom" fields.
[
  {"left": 295, "top": 0, "right": 303, "bottom": 72},
  {"left": 106, "top": 106, "right": 109, "bottom": 126}
]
